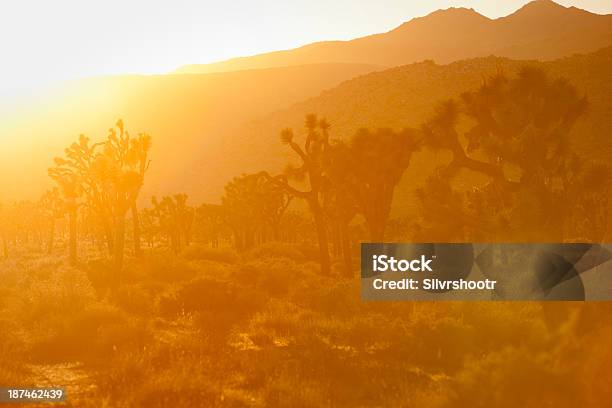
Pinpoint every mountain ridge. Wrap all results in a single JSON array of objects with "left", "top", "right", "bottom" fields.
[{"left": 175, "top": 0, "right": 612, "bottom": 75}]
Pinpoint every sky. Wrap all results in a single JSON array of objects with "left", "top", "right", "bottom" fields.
[{"left": 0, "top": 0, "right": 611, "bottom": 100}]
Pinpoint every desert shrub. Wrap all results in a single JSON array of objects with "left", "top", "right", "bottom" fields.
[
  {"left": 101, "top": 359, "right": 222, "bottom": 407},
  {"left": 158, "top": 277, "right": 266, "bottom": 328},
  {"left": 295, "top": 243, "right": 321, "bottom": 262},
  {"left": 257, "top": 268, "right": 291, "bottom": 296},
  {"left": 245, "top": 242, "right": 306, "bottom": 262},
  {"left": 25, "top": 299, "right": 151, "bottom": 362},
  {"left": 247, "top": 299, "right": 311, "bottom": 342},
  {"left": 95, "top": 339, "right": 247, "bottom": 407},
  {"left": 0, "top": 287, "right": 12, "bottom": 310},
  {"left": 458, "top": 303, "right": 549, "bottom": 353},
  {"left": 233, "top": 263, "right": 263, "bottom": 287},
  {"left": 175, "top": 278, "right": 233, "bottom": 313},
  {"left": 0, "top": 353, "right": 29, "bottom": 386},
  {"left": 237, "top": 258, "right": 299, "bottom": 297},
  {"left": 132, "top": 251, "right": 199, "bottom": 283},
  {"left": 96, "top": 349, "right": 151, "bottom": 405},
  {"left": 134, "top": 385, "right": 220, "bottom": 408},
  {"left": 263, "top": 375, "right": 328, "bottom": 408},
  {"left": 411, "top": 315, "right": 473, "bottom": 372},
  {"left": 92, "top": 313, "right": 150, "bottom": 356},
  {"left": 0, "top": 315, "right": 28, "bottom": 368},
  {"left": 156, "top": 289, "right": 182, "bottom": 317},
  {"left": 581, "top": 327, "right": 612, "bottom": 405},
  {"left": 187, "top": 278, "right": 266, "bottom": 343},
  {"left": 181, "top": 245, "right": 238, "bottom": 264},
  {"left": 450, "top": 346, "right": 581, "bottom": 408},
  {"left": 113, "top": 283, "right": 156, "bottom": 315},
  {"left": 85, "top": 258, "right": 113, "bottom": 293},
  {"left": 18, "top": 266, "right": 97, "bottom": 324},
  {"left": 293, "top": 278, "right": 361, "bottom": 316}
]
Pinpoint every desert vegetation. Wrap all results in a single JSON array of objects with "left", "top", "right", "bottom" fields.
[{"left": 0, "top": 65, "right": 610, "bottom": 407}]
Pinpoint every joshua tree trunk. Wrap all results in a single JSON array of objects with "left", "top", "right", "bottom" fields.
[
  {"left": 245, "top": 226, "right": 254, "bottom": 250},
  {"left": 47, "top": 219, "right": 55, "bottom": 254},
  {"left": 184, "top": 227, "right": 191, "bottom": 247},
  {"left": 170, "top": 229, "right": 180, "bottom": 254},
  {"left": 1, "top": 232, "right": 7, "bottom": 259},
  {"left": 131, "top": 203, "right": 142, "bottom": 257},
  {"left": 68, "top": 201, "right": 77, "bottom": 266},
  {"left": 362, "top": 185, "right": 393, "bottom": 242},
  {"left": 112, "top": 214, "right": 126, "bottom": 289},
  {"left": 271, "top": 223, "right": 280, "bottom": 241},
  {"left": 340, "top": 222, "right": 352, "bottom": 277},
  {"left": 102, "top": 217, "right": 114, "bottom": 256},
  {"left": 369, "top": 222, "right": 386, "bottom": 242},
  {"left": 310, "top": 201, "right": 330, "bottom": 276},
  {"left": 365, "top": 205, "right": 390, "bottom": 242}
]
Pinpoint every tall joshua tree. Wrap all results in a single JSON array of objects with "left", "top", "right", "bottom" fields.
[
  {"left": 338, "top": 128, "right": 420, "bottom": 241},
  {"left": 260, "top": 176, "right": 292, "bottom": 242},
  {"left": 420, "top": 68, "right": 607, "bottom": 241},
  {"left": 50, "top": 120, "right": 151, "bottom": 284},
  {"left": 50, "top": 134, "right": 115, "bottom": 255},
  {"left": 91, "top": 120, "right": 151, "bottom": 286},
  {"left": 267, "top": 114, "right": 332, "bottom": 275},
  {"left": 222, "top": 172, "right": 292, "bottom": 250}
]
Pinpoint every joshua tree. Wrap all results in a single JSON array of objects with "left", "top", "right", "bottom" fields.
[
  {"left": 49, "top": 137, "right": 92, "bottom": 265},
  {"left": 195, "top": 204, "right": 226, "bottom": 248},
  {"left": 335, "top": 128, "right": 420, "bottom": 241},
  {"left": 138, "top": 207, "right": 158, "bottom": 248},
  {"left": 150, "top": 194, "right": 193, "bottom": 254},
  {"left": 324, "top": 142, "right": 359, "bottom": 276},
  {"left": 222, "top": 172, "right": 290, "bottom": 250},
  {"left": 88, "top": 120, "right": 151, "bottom": 285},
  {"left": 266, "top": 114, "right": 332, "bottom": 275},
  {"left": 49, "top": 133, "right": 118, "bottom": 256},
  {"left": 49, "top": 120, "right": 151, "bottom": 282},
  {"left": 419, "top": 68, "right": 608, "bottom": 241},
  {"left": 91, "top": 119, "right": 151, "bottom": 286},
  {"left": 260, "top": 178, "right": 293, "bottom": 242}
]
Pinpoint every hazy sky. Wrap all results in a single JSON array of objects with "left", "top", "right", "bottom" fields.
[{"left": 0, "top": 0, "right": 610, "bottom": 98}]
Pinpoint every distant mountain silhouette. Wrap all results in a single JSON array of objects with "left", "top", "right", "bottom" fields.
[{"left": 175, "top": 0, "right": 612, "bottom": 74}]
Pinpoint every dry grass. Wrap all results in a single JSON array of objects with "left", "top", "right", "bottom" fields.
[{"left": 0, "top": 245, "right": 611, "bottom": 407}]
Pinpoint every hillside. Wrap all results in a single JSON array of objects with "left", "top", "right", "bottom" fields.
[
  {"left": 175, "top": 0, "right": 612, "bottom": 74},
  {"left": 219, "top": 47, "right": 612, "bottom": 216},
  {"left": 3, "top": 48, "right": 611, "bottom": 209},
  {"left": 2, "top": 54, "right": 611, "bottom": 211},
  {"left": 0, "top": 62, "right": 378, "bottom": 201}
]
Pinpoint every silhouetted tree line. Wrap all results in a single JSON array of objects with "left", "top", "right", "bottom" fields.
[
  {"left": 47, "top": 120, "right": 151, "bottom": 288},
  {"left": 257, "top": 68, "right": 608, "bottom": 275},
  {"left": 0, "top": 67, "right": 607, "bottom": 284}
]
